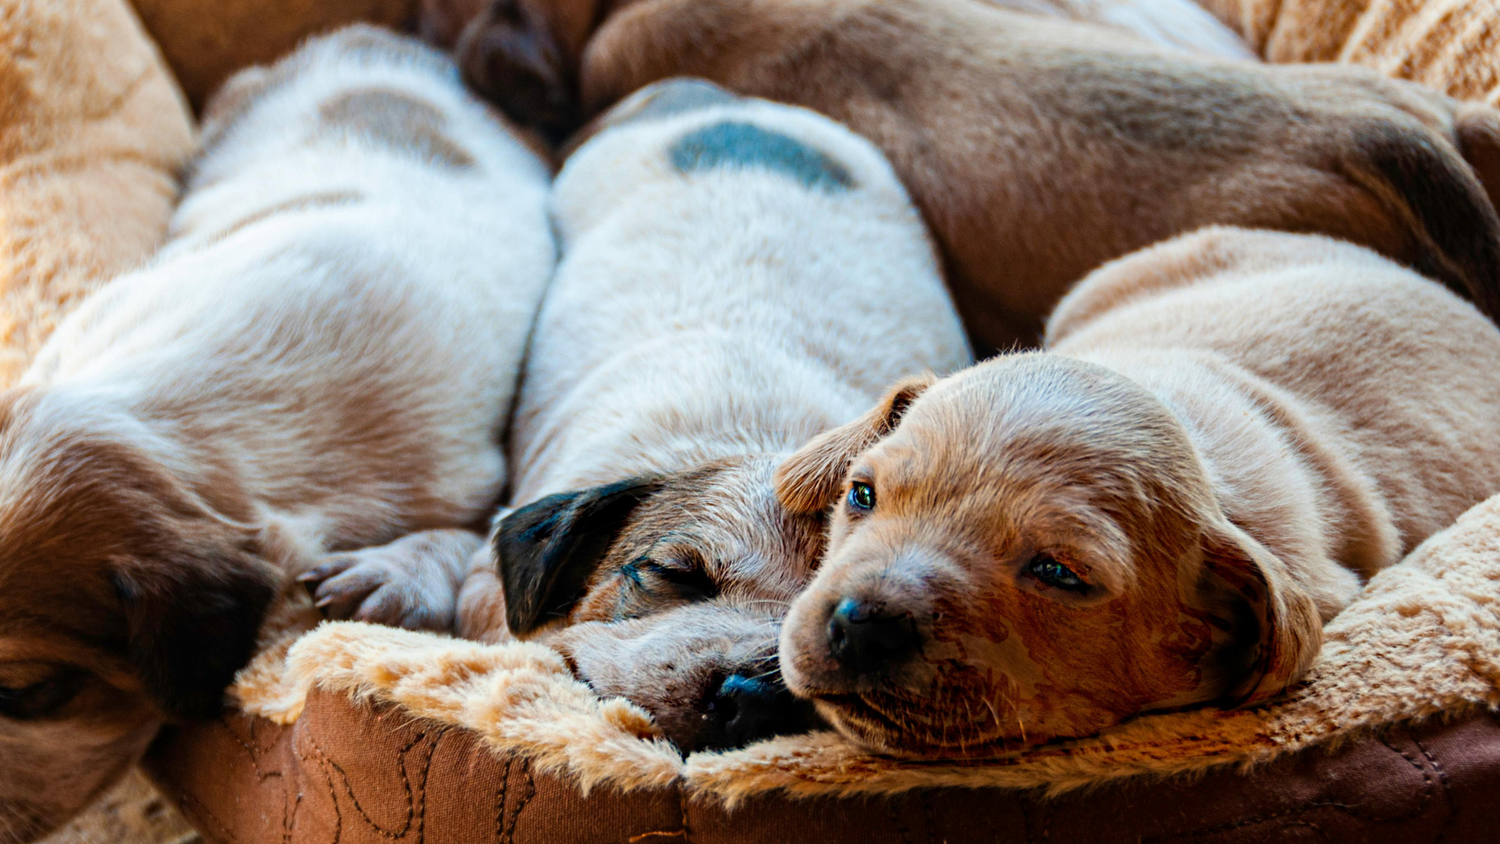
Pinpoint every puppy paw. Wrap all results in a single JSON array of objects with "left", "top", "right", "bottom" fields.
[{"left": 298, "top": 529, "right": 483, "bottom": 632}]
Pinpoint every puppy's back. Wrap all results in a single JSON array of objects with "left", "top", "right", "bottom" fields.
[
  {"left": 1051, "top": 226, "right": 1500, "bottom": 561},
  {"left": 511, "top": 81, "right": 970, "bottom": 495}
]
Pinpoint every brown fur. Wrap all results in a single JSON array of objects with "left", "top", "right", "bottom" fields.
[
  {"left": 774, "top": 226, "right": 1500, "bottom": 756},
  {"left": 447, "top": 0, "right": 1500, "bottom": 352},
  {"left": 482, "top": 457, "right": 828, "bottom": 752},
  {"left": 319, "top": 88, "right": 478, "bottom": 168}
]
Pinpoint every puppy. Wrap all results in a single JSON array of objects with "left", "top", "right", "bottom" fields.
[
  {"left": 453, "top": 0, "right": 1500, "bottom": 352},
  {"left": 0, "top": 27, "right": 552, "bottom": 841},
  {"left": 311, "top": 79, "right": 970, "bottom": 752},
  {"left": 773, "top": 225, "right": 1500, "bottom": 756}
]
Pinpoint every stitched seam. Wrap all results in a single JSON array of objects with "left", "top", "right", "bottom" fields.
[
  {"left": 502, "top": 760, "right": 535, "bottom": 843},
  {"left": 416, "top": 730, "right": 444, "bottom": 843},
  {"left": 172, "top": 790, "right": 243, "bottom": 844},
  {"left": 1416, "top": 734, "right": 1457, "bottom": 844},
  {"left": 305, "top": 726, "right": 425, "bottom": 837},
  {"left": 501, "top": 758, "right": 513, "bottom": 844},
  {"left": 887, "top": 800, "right": 914, "bottom": 844},
  {"left": 223, "top": 717, "right": 277, "bottom": 782},
  {"left": 295, "top": 734, "right": 343, "bottom": 843},
  {"left": 678, "top": 781, "right": 691, "bottom": 844}
]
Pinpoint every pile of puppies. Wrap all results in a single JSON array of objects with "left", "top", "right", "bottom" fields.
[{"left": 5, "top": 0, "right": 1500, "bottom": 838}]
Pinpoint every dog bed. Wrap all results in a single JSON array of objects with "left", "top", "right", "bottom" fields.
[{"left": 7, "top": 0, "right": 1500, "bottom": 840}]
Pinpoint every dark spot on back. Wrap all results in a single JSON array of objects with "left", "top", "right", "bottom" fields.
[
  {"left": 318, "top": 88, "right": 476, "bottom": 169},
  {"left": 669, "top": 122, "right": 853, "bottom": 192}
]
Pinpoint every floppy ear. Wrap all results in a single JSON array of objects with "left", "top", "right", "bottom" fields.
[
  {"left": 1343, "top": 116, "right": 1500, "bottom": 323},
  {"left": 1200, "top": 522, "right": 1323, "bottom": 708},
  {"left": 1456, "top": 102, "right": 1500, "bottom": 223},
  {"left": 774, "top": 376, "right": 933, "bottom": 515},
  {"left": 457, "top": 0, "right": 579, "bottom": 144},
  {"left": 491, "top": 478, "right": 660, "bottom": 635},
  {"left": 114, "top": 545, "right": 277, "bottom": 720}
]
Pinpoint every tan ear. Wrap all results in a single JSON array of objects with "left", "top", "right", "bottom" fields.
[
  {"left": 1201, "top": 522, "right": 1323, "bottom": 708},
  {"left": 774, "top": 375, "right": 934, "bottom": 515}
]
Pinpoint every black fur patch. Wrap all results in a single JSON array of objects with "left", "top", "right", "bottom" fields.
[{"left": 669, "top": 122, "right": 854, "bottom": 192}]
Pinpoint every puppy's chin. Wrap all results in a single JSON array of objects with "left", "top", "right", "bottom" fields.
[{"left": 808, "top": 685, "right": 1020, "bottom": 758}]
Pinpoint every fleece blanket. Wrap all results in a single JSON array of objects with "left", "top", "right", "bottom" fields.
[
  {"left": 0, "top": 0, "right": 192, "bottom": 388},
  {"left": 1198, "top": 0, "right": 1500, "bottom": 104}
]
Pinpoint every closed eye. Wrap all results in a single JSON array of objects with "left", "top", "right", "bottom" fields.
[
  {"left": 0, "top": 669, "right": 87, "bottom": 721},
  {"left": 640, "top": 558, "right": 720, "bottom": 600}
]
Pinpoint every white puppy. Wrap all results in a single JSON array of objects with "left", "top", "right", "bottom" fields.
[
  {"left": 314, "top": 79, "right": 971, "bottom": 752},
  {"left": 0, "top": 26, "right": 551, "bottom": 842}
]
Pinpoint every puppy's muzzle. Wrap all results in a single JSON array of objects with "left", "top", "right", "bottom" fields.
[{"left": 697, "top": 672, "right": 818, "bottom": 752}]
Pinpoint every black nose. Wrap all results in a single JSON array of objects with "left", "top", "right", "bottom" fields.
[
  {"left": 697, "top": 673, "right": 815, "bottom": 751},
  {"left": 827, "top": 598, "right": 918, "bottom": 675}
]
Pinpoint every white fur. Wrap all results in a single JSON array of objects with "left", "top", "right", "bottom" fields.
[
  {"left": 23, "top": 31, "right": 554, "bottom": 556},
  {"left": 512, "top": 88, "right": 972, "bottom": 499}
]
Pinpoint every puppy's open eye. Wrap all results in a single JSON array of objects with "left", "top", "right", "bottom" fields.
[
  {"left": 847, "top": 481, "right": 875, "bottom": 512},
  {"left": 1026, "top": 553, "right": 1089, "bottom": 593},
  {"left": 0, "top": 669, "right": 87, "bottom": 721}
]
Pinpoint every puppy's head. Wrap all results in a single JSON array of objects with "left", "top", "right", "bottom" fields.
[
  {"left": 492, "top": 456, "right": 826, "bottom": 752},
  {"left": 774, "top": 357, "right": 1322, "bottom": 756},
  {"left": 0, "top": 390, "right": 275, "bottom": 841}
]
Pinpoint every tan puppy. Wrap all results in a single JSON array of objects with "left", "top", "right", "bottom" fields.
[
  {"left": 774, "top": 226, "right": 1500, "bottom": 756},
  {"left": 452, "top": 0, "right": 1500, "bottom": 352},
  {"left": 317, "top": 79, "right": 970, "bottom": 752},
  {"left": 0, "top": 27, "right": 553, "bottom": 841}
]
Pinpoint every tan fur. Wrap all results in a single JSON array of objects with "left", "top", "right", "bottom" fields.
[
  {"left": 0, "top": 27, "right": 553, "bottom": 840},
  {"left": 776, "top": 226, "right": 1500, "bottom": 756},
  {"left": 452, "top": 0, "right": 1500, "bottom": 352}
]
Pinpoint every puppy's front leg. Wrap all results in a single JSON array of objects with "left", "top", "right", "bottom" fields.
[{"left": 299, "top": 529, "right": 484, "bottom": 632}]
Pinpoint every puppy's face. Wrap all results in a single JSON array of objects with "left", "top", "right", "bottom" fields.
[
  {"left": 493, "top": 456, "right": 826, "bottom": 752},
  {"left": 774, "top": 357, "right": 1322, "bottom": 756},
  {"left": 0, "top": 391, "right": 275, "bottom": 841}
]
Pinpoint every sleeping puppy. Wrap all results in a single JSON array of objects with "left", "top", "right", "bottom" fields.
[
  {"left": 452, "top": 0, "right": 1500, "bottom": 352},
  {"left": 773, "top": 226, "right": 1500, "bottom": 756},
  {"left": 308, "top": 79, "right": 970, "bottom": 752},
  {"left": 0, "top": 26, "right": 552, "bottom": 842}
]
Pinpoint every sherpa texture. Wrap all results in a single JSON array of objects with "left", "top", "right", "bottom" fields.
[
  {"left": 0, "top": 0, "right": 194, "bottom": 387},
  {"left": 1197, "top": 0, "right": 1500, "bottom": 103},
  {"left": 129, "top": 0, "right": 418, "bottom": 110},
  {"left": 229, "top": 490, "right": 1500, "bottom": 803}
]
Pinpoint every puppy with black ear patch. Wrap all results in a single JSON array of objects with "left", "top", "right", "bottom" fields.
[
  {"left": 313, "top": 79, "right": 970, "bottom": 753},
  {"left": 0, "top": 26, "right": 552, "bottom": 841}
]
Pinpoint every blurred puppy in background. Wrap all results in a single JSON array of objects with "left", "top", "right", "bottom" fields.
[
  {"left": 774, "top": 226, "right": 1500, "bottom": 755},
  {"left": 311, "top": 79, "right": 971, "bottom": 752},
  {"left": 450, "top": 0, "right": 1500, "bottom": 352},
  {"left": 0, "top": 27, "right": 553, "bottom": 841}
]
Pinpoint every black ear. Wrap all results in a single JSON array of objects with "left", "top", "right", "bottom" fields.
[
  {"left": 114, "top": 550, "right": 277, "bottom": 720},
  {"left": 491, "top": 479, "right": 659, "bottom": 635}
]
